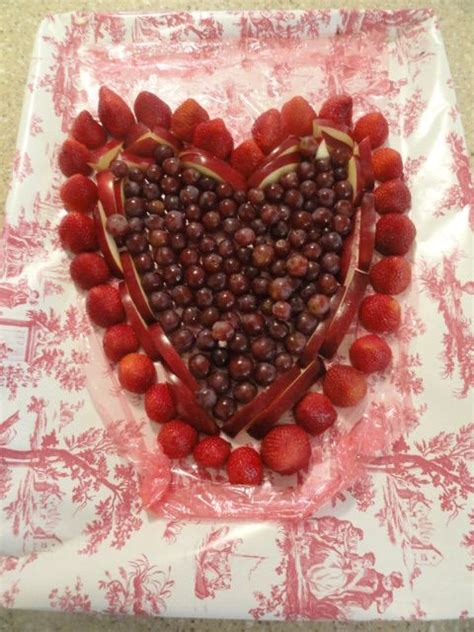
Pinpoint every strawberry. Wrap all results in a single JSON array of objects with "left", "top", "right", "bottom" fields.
[
  {"left": 58, "top": 138, "right": 91, "bottom": 177},
  {"left": 375, "top": 213, "right": 416, "bottom": 256},
  {"left": 86, "top": 284, "right": 125, "bottom": 328},
  {"left": 322, "top": 364, "right": 367, "bottom": 407},
  {"left": 319, "top": 94, "right": 353, "bottom": 127},
  {"left": 171, "top": 98, "right": 209, "bottom": 142},
  {"left": 71, "top": 110, "right": 107, "bottom": 149},
  {"left": 374, "top": 178, "right": 411, "bottom": 214},
  {"left": 98, "top": 86, "right": 135, "bottom": 139},
  {"left": 134, "top": 91, "right": 171, "bottom": 130},
  {"left": 226, "top": 446, "right": 263, "bottom": 485},
  {"left": 145, "top": 383, "right": 176, "bottom": 424},
  {"left": 294, "top": 392, "right": 337, "bottom": 436},
  {"left": 359, "top": 293, "right": 401, "bottom": 334},
  {"left": 58, "top": 212, "right": 97, "bottom": 253},
  {"left": 353, "top": 112, "right": 389, "bottom": 148},
  {"left": 372, "top": 147, "right": 403, "bottom": 182},
  {"left": 281, "top": 96, "right": 316, "bottom": 137},
  {"left": 158, "top": 419, "right": 198, "bottom": 459},
  {"left": 192, "top": 118, "right": 234, "bottom": 160},
  {"left": 230, "top": 139, "right": 265, "bottom": 177},
  {"left": 193, "top": 436, "right": 231, "bottom": 468},
  {"left": 70, "top": 252, "right": 110, "bottom": 289},
  {"left": 252, "top": 109, "right": 286, "bottom": 155},
  {"left": 261, "top": 424, "right": 311, "bottom": 475},
  {"left": 103, "top": 323, "right": 139, "bottom": 363},
  {"left": 349, "top": 334, "right": 392, "bottom": 373},
  {"left": 369, "top": 256, "right": 412, "bottom": 295},
  {"left": 118, "top": 352, "right": 156, "bottom": 394},
  {"left": 60, "top": 174, "right": 98, "bottom": 214}
]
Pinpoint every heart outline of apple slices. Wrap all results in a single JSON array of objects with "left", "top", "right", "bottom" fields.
[
  {"left": 179, "top": 148, "right": 247, "bottom": 192},
  {"left": 88, "top": 139, "right": 123, "bottom": 172}
]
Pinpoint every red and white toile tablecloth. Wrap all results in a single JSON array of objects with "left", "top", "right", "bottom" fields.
[{"left": 0, "top": 10, "right": 472, "bottom": 620}]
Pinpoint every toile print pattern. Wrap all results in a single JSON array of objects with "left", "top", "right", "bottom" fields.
[{"left": 0, "top": 9, "right": 472, "bottom": 620}]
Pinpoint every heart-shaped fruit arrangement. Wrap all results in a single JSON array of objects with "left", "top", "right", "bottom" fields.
[{"left": 58, "top": 87, "right": 415, "bottom": 486}]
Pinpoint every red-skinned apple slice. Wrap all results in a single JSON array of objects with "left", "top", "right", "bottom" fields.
[
  {"left": 313, "top": 118, "right": 354, "bottom": 153},
  {"left": 247, "top": 152, "right": 301, "bottom": 189},
  {"left": 248, "top": 358, "right": 326, "bottom": 439},
  {"left": 180, "top": 149, "right": 247, "bottom": 191},
  {"left": 119, "top": 282, "right": 159, "bottom": 359},
  {"left": 356, "top": 137, "right": 374, "bottom": 191},
  {"left": 166, "top": 370, "right": 218, "bottom": 435},
  {"left": 222, "top": 364, "right": 302, "bottom": 438},
  {"left": 315, "top": 138, "right": 330, "bottom": 160},
  {"left": 94, "top": 203, "right": 123, "bottom": 278},
  {"left": 120, "top": 151, "right": 155, "bottom": 171},
  {"left": 347, "top": 155, "right": 363, "bottom": 204},
  {"left": 358, "top": 193, "right": 376, "bottom": 272},
  {"left": 147, "top": 323, "right": 199, "bottom": 393},
  {"left": 125, "top": 123, "right": 182, "bottom": 156},
  {"left": 97, "top": 170, "right": 119, "bottom": 216},
  {"left": 120, "top": 252, "right": 155, "bottom": 323},
  {"left": 299, "top": 287, "right": 344, "bottom": 366},
  {"left": 88, "top": 139, "right": 123, "bottom": 172},
  {"left": 114, "top": 178, "right": 125, "bottom": 215},
  {"left": 260, "top": 136, "right": 301, "bottom": 167}
]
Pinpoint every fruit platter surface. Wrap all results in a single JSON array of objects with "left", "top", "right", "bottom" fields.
[{"left": 0, "top": 9, "right": 472, "bottom": 621}]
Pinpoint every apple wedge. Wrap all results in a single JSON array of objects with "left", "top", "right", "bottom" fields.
[
  {"left": 356, "top": 136, "right": 374, "bottom": 191},
  {"left": 260, "top": 136, "right": 301, "bottom": 167},
  {"left": 94, "top": 203, "right": 123, "bottom": 278},
  {"left": 120, "top": 252, "right": 155, "bottom": 323},
  {"left": 313, "top": 118, "right": 354, "bottom": 153},
  {"left": 120, "top": 151, "right": 155, "bottom": 171},
  {"left": 300, "top": 287, "right": 344, "bottom": 366},
  {"left": 347, "top": 155, "right": 363, "bottom": 204},
  {"left": 166, "top": 370, "right": 219, "bottom": 435},
  {"left": 180, "top": 148, "right": 247, "bottom": 192},
  {"left": 88, "top": 139, "right": 123, "bottom": 172},
  {"left": 97, "top": 170, "right": 119, "bottom": 216},
  {"left": 147, "top": 323, "right": 199, "bottom": 393},
  {"left": 248, "top": 358, "right": 326, "bottom": 439},
  {"left": 315, "top": 138, "right": 330, "bottom": 160},
  {"left": 119, "top": 282, "right": 160, "bottom": 359},
  {"left": 339, "top": 193, "right": 375, "bottom": 282},
  {"left": 222, "top": 364, "right": 302, "bottom": 438},
  {"left": 247, "top": 152, "right": 301, "bottom": 189},
  {"left": 125, "top": 122, "right": 182, "bottom": 156}
]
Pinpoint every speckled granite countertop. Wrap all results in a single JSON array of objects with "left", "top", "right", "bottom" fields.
[{"left": 0, "top": 1, "right": 472, "bottom": 630}]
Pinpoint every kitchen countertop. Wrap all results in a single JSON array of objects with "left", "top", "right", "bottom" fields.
[{"left": 0, "top": 1, "right": 472, "bottom": 630}]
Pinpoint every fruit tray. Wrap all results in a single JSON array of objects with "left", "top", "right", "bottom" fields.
[{"left": 0, "top": 9, "right": 472, "bottom": 620}]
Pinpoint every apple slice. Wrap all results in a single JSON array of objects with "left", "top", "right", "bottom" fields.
[
  {"left": 358, "top": 193, "right": 376, "bottom": 272},
  {"left": 313, "top": 118, "right": 354, "bottom": 153},
  {"left": 114, "top": 178, "right": 125, "bottom": 215},
  {"left": 147, "top": 323, "right": 199, "bottom": 393},
  {"left": 96, "top": 170, "right": 119, "bottom": 216},
  {"left": 248, "top": 358, "right": 326, "bottom": 439},
  {"left": 222, "top": 364, "right": 302, "bottom": 438},
  {"left": 180, "top": 148, "right": 247, "bottom": 192},
  {"left": 94, "top": 203, "right": 123, "bottom": 278},
  {"left": 166, "top": 370, "right": 218, "bottom": 435},
  {"left": 247, "top": 152, "right": 301, "bottom": 189},
  {"left": 319, "top": 269, "right": 368, "bottom": 359},
  {"left": 88, "top": 139, "right": 123, "bottom": 172},
  {"left": 120, "top": 252, "right": 155, "bottom": 323},
  {"left": 125, "top": 122, "right": 182, "bottom": 156},
  {"left": 300, "top": 287, "right": 345, "bottom": 366},
  {"left": 119, "top": 282, "right": 160, "bottom": 359},
  {"left": 260, "top": 136, "right": 301, "bottom": 167},
  {"left": 356, "top": 137, "right": 374, "bottom": 191},
  {"left": 120, "top": 151, "right": 155, "bottom": 171},
  {"left": 315, "top": 138, "right": 330, "bottom": 160},
  {"left": 347, "top": 155, "right": 363, "bottom": 204}
]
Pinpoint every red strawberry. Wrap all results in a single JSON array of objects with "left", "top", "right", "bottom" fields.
[
  {"left": 322, "top": 364, "right": 367, "bottom": 407},
  {"left": 230, "top": 139, "right": 265, "bottom": 177},
  {"left": 353, "top": 112, "right": 389, "bottom": 148},
  {"left": 70, "top": 252, "right": 110, "bottom": 289},
  {"left": 158, "top": 419, "right": 198, "bottom": 459},
  {"left": 86, "top": 284, "right": 125, "bottom": 328},
  {"left": 58, "top": 212, "right": 97, "bottom": 253},
  {"left": 134, "top": 91, "right": 171, "bottom": 130},
  {"left": 252, "top": 109, "right": 286, "bottom": 155},
  {"left": 171, "top": 98, "right": 209, "bottom": 142},
  {"left": 349, "top": 334, "right": 392, "bottom": 373},
  {"left": 294, "top": 392, "right": 337, "bottom": 436},
  {"left": 261, "top": 424, "right": 311, "bottom": 475},
  {"left": 98, "top": 86, "right": 135, "bottom": 139},
  {"left": 369, "top": 256, "right": 412, "bottom": 295},
  {"left": 375, "top": 213, "right": 416, "bottom": 256},
  {"left": 71, "top": 110, "right": 107, "bottom": 149},
  {"left": 118, "top": 352, "right": 156, "bottom": 394},
  {"left": 145, "top": 383, "right": 176, "bottom": 424},
  {"left": 359, "top": 293, "right": 401, "bottom": 334},
  {"left": 193, "top": 436, "right": 231, "bottom": 468},
  {"left": 319, "top": 94, "right": 353, "bottom": 127},
  {"left": 372, "top": 147, "right": 403, "bottom": 182},
  {"left": 103, "top": 323, "right": 139, "bottom": 363},
  {"left": 60, "top": 174, "right": 98, "bottom": 214},
  {"left": 227, "top": 446, "right": 263, "bottom": 485},
  {"left": 374, "top": 178, "right": 411, "bottom": 214},
  {"left": 192, "top": 118, "right": 234, "bottom": 160},
  {"left": 58, "top": 138, "right": 91, "bottom": 177},
  {"left": 281, "top": 96, "right": 316, "bottom": 137}
]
